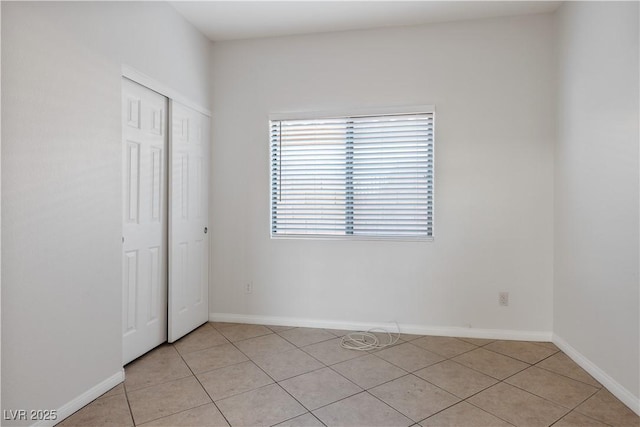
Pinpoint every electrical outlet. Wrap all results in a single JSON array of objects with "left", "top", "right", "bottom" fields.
[
  {"left": 245, "top": 282, "right": 253, "bottom": 294},
  {"left": 499, "top": 292, "right": 509, "bottom": 306}
]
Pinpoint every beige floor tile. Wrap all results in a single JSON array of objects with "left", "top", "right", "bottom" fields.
[
  {"left": 575, "top": 389, "right": 640, "bottom": 426},
  {"left": 414, "top": 360, "right": 498, "bottom": 399},
  {"left": 376, "top": 342, "right": 445, "bottom": 372},
  {"left": 301, "top": 337, "right": 363, "bottom": 365},
  {"left": 279, "top": 327, "right": 336, "bottom": 347},
  {"left": 452, "top": 348, "right": 529, "bottom": 380},
  {"left": 313, "top": 392, "right": 412, "bottom": 427},
  {"left": 253, "top": 348, "right": 324, "bottom": 381},
  {"left": 398, "top": 333, "right": 424, "bottom": 342},
  {"left": 216, "top": 384, "right": 306, "bottom": 426},
  {"left": 268, "top": 324, "right": 296, "bottom": 333},
  {"left": 536, "top": 352, "right": 601, "bottom": 387},
  {"left": 456, "top": 337, "right": 495, "bottom": 346},
  {"left": 532, "top": 341, "right": 559, "bottom": 351},
  {"left": 127, "top": 376, "right": 211, "bottom": 425},
  {"left": 197, "top": 361, "right": 273, "bottom": 401},
  {"left": 218, "top": 324, "right": 273, "bottom": 342},
  {"left": 505, "top": 366, "right": 598, "bottom": 408},
  {"left": 235, "top": 333, "right": 296, "bottom": 359},
  {"left": 137, "top": 403, "right": 229, "bottom": 426},
  {"left": 467, "top": 382, "right": 568, "bottom": 427},
  {"left": 57, "top": 393, "right": 133, "bottom": 427},
  {"left": 331, "top": 330, "right": 403, "bottom": 348},
  {"left": 210, "top": 321, "right": 242, "bottom": 329},
  {"left": 484, "top": 340, "right": 558, "bottom": 364},
  {"left": 420, "top": 401, "right": 513, "bottom": 427},
  {"left": 411, "top": 336, "right": 477, "bottom": 358},
  {"left": 274, "top": 412, "right": 325, "bottom": 427},
  {"left": 124, "top": 344, "right": 192, "bottom": 391},
  {"left": 60, "top": 334, "right": 635, "bottom": 427},
  {"left": 98, "top": 382, "right": 125, "bottom": 399},
  {"left": 280, "top": 367, "right": 362, "bottom": 410},
  {"left": 181, "top": 343, "right": 248, "bottom": 374},
  {"left": 332, "top": 354, "right": 407, "bottom": 389},
  {"left": 370, "top": 375, "right": 459, "bottom": 422},
  {"left": 325, "top": 329, "right": 353, "bottom": 337},
  {"left": 553, "top": 411, "right": 610, "bottom": 427},
  {"left": 366, "top": 331, "right": 404, "bottom": 348},
  {"left": 174, "top": 324, "right": 229, "bottom": 355}
]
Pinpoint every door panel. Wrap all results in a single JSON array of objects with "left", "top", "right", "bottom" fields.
[
  {"left": 122, "top": 78, "right": 168, "bottom": 364},
  {"left": 168, "top": 101, "right": 210, "bottom": 342}
]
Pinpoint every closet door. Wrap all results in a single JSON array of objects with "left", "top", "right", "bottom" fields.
[
  {"left": 168, "top": 101, "right": 210, "bottom": 342},
  {"left": 122, "top": 78, "right": 168, "bottom": 364}
]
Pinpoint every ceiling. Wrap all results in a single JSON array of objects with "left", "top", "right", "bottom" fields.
[{"left": 170, "top": 1, "right": 562, "bottom": 42}]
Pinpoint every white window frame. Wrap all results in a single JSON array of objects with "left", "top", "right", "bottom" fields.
[{"left": 269, "top": 105, "right": 435, "bottom": 242}]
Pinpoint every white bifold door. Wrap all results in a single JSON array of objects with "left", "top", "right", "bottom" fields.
[
  {"left": 122, "top": 78, "right": 209, "bottom": 364},
  {"left": 168, "top": 101, "right": 210, "bottom": 343},
  {"left": 122, "top": 79, "right": 168, "bottom": 364}
]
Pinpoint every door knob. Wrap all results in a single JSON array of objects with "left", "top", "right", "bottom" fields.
[{"left": 204, "top": 227, "right": 208, "bottom": 234}]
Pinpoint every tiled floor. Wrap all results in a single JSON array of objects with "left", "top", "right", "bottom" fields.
[{"left": 58, "top": 323, "right": 640, "bottom": 427}]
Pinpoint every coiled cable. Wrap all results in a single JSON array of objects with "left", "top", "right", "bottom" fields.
[{"left": 340, "top": 324, "right": 401, "bottom": 351}]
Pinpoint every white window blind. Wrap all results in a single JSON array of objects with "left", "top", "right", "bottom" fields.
[{"left": 270, "top": 111, "right": 434, "bottom": 239}]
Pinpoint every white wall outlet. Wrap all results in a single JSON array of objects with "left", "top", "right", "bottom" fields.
[
  {"left": 245, "top": 282, "right": 253, "bottom": 294},
  {"left": 499, "top": 292, "right": 509, "bottom": 306}
]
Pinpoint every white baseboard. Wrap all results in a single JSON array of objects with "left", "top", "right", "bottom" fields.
[
  {"left": 553, "top": 333, "right": 640, "bottom": 416},
  {"left": 32, "top": 370, "right": 125, "bottom": 427},
  {"left": 209, "top": 312, "right": 553, "bottom": 342}
]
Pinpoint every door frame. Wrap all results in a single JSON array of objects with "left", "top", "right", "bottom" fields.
[{"left": 122, "top": 66, "right": 212, "bottom": 118}]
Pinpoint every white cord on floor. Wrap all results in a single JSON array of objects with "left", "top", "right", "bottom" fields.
[{"left": 340, "top": 323, "right": 401, "bottom": 351}]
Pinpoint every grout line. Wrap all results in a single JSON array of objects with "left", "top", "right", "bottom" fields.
[
  {"left": 367, "top": 342, "right": 446, "bottom": 374},
  {"left": 133, "top": 402, "right": 216, "bottom": 427},
  {"left": 117, "top": 325, "right": 631, "bottom": 427},
  {"left": 172, "top": 343, "right": 234, "bottom": 427},
  {"left": 233, "top": 338, "right": 331, "bottom": 384},
  {"left": 415, "top": 370, "right": 497, "bottom": 402},
  {"left": 530, "top": 341, "right": 560, "bottom": 351},
  {"left": 276, "top": 368, "right": 354, "bottom": 414},
  {"left": 552, "top": 407, "right": 616, "bottom": 427},
  {"left": 173, "top": 327, "right": 232, "bottom": 355},
  {"left": 500, "top": 378, "right": 595, "bottom": 411},
  {"left": 531, "top": 349, "right": 562, "bottom": 365},
  {"left": 290, "top": 344, "right": 332, "bottom": 368},
  {"left": 533, "top": 362, "right": 603, "bottom": 389},
  {"left": 276, "top": 329, "right": 338, "bottom": 348},
  {"left": 296, "top": 337, "right": 361, "bottom": 366},
  {"left": 178, "top": 340, "right": 255, "bottom": 377},
  {"left": 448, "top": 348, "right": 533, "bottom": 381},
  {"left": 123, "top": 372, "right": 194, "bottom": 394},
  {"left": 128, "top": 376, "right": 208, "bottom": 425},
  {"left": 462, "top": 398, "right": 518, "bottom": 426},
  {"left": 123, "top": 344, "right": 196, "bottom": 393},
  {"left": 333, "top": 356, "right": 410, "bottom": 391},
  {"left": 223, "top": 331, "right": 275, "bottom": 344},
  {"left": 227, "top": 335, "right": 318, "bottom": 420},
  {"left": 272, "top": 411, "right": 326, "bottom": 427},
  {"left": 471, "top": 345, "right": 539, "bottom": 366},
  {"left": 230, "top": 332, "right": 393, "bottom": 419},
  {"left": 122, "top": 382, "right": 137, "bottom": 426},
  {"left": 176, "top": 339, "right": 231, "bottom": 356},
  {"left": 357, "top": 389, "right": 420, "bottom": 424}
]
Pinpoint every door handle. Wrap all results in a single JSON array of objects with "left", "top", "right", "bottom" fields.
[{"left": 204, "top": 227, "right": 208, "bottom": 234}]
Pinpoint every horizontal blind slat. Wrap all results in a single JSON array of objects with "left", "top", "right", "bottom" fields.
[{"left": 271, "top": 111, "right": 434, "bottom": 238}]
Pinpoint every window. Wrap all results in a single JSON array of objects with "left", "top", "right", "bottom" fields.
[{"left": 270, "top": 109, "right": 434, "bottom": 240}]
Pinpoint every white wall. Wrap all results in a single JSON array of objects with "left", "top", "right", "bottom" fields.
[
  {"left": 209, "top": 14, "right": 556, "bottom": 335},
  {"left": 554, "top": 0, "right": 640, "bottom": 407},
  {"left": 1, "top": 2, "right": 210, "bottom": 423}
]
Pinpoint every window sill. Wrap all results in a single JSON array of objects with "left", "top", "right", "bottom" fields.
[{"left": 270, "top": 234, "right": 434, "bottom": 243}]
